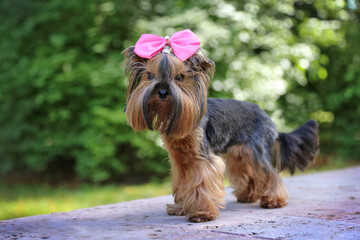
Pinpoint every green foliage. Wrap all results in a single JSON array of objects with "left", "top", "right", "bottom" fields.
[
  {"left": 0, "top": 0, "right": 359, "bottom": 183},
  {"left": 0, "top": 0, "right": 169, "bottom": 182},
  {"left": 314, "top": 20, "right": 360, "bottom": 157},
  {"left": 279, "top": 1, "right": 360, "bottom": 158}
]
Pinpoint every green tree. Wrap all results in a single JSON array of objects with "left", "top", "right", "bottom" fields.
[
  {"left": 0, "top": 0, "right": 171, "bottom": 182},
  {"left": 0, "top": 0, "right": 358, "bottom": 183}
]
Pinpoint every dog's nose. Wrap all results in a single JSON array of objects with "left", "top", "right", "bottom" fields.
[{"left": 158, "top": 89, "right": 169, "bottom": 100}]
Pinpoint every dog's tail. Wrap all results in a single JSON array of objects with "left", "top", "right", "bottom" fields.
[{"left": 275, "top": 120, "right": 319, "bottom": 175}]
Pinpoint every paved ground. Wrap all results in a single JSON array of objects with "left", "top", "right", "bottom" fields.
[{"left": 1, "top": 167, "right": 359, "bottom": 240}]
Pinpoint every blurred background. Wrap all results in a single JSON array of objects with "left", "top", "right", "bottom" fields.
[{"left": 0, "top": 0, "right": 359, "bottom": 220}]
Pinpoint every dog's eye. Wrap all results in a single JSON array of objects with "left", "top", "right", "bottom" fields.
[
  {"left": 147, "top": 73, "right": 155, "bottom": 80},
  {"left": 174, "top": 74, "right": 184, "bottom": 81}
]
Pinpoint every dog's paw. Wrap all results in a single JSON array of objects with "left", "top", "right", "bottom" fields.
[
  {"left": 260, "top": 196, "right": 287, "bottom": 209},
  {"left": 166, "top": 204, "right": 185, "bottom": 216},
  {"left": 186, "top": 212, "right": 216, "bottom": 223}
]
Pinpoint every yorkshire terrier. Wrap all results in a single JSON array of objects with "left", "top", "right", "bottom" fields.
[{"left": 122, "top": 29, "right": 319, "bottom": 223}]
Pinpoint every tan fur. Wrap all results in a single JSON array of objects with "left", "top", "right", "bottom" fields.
[
  {"left": 162, "top": 129, "right": 225, "bottom": 222},
  {"left": 125, "top": 79, "right": 156, "bottom": 131},
  {"left": 274, "top": 141, "right": 282, "bottom": 172},
  {"left": 225, "top": 144, "right": 288, "bottom": 208}
]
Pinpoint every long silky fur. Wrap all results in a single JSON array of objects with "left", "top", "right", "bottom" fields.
[
  {"left": 122, "top": 47, "right": 215, "bottom": 138},
  {"left": 122, "top": 47, "right": 148, "bottom": 107},
  {"left": 142, "top": 86, "right": 156, "bottom": 130},
  {"left": 166, "top": 83, "right": 182, "bottom": 136},
  {"left": 276, "top": 120, "right": 319, "bottom": 174}
]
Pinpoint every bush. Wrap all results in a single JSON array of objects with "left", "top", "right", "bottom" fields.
[
  {"left": 0, "top": 0, "right": 169, "bottom": 182},
  {"left": 0, "top": 0, "right": 358, "bottom": 183}
]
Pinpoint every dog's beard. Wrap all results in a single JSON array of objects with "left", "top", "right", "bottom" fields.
[
  {"left": 146, "top": 92, "right": 174, "bottom": 134},
  {"left": 127, "top": 82, "right": 206, "bottom": 139},
  {"left": 146, "top": 83, "right": 197, "bottom": 138}
]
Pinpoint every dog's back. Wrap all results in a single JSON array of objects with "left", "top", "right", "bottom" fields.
[
  {"left": 202, "top": 98, "right": 277, "bottom": 164},
  {"left": 202, "top": 98, "right": 318, "bottom": 173}
]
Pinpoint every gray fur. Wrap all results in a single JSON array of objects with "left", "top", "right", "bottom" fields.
[
  {"left": 198, "top": 98, "right": 319, "bottom": 174},
  {"left": 200, "top": 98, "right": 277, "bottom": 171}
]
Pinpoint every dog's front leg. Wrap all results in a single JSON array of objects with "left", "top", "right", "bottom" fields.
[
  {"left": 182, "top": 154, "right": 226, "bottom": 222},
  {"left": 163, "top": 131, "right": 226, "bottom": 222},
  {"left": 166, "top": 158, "right": 186, "bottom": 216},
  {"left": 167, "top": 153, "right": 226, "bottom": 222}
]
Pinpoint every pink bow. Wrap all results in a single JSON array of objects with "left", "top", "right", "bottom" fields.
[{"left": 134, "top": 29, "right": 201, "bottom": 61}]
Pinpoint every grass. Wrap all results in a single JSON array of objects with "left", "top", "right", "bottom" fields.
[
  {"left": 1, "top": 158, "right": 358, "bottom": 221},
  {"left": 0, "top": 181, "right": 171, "bottom": 220}
]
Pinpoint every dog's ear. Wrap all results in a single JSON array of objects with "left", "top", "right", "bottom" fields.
[
  {"left": 122, "top": 46, "right": 148, "bottom": 111},
  {"left": 187, "top": 53, "right": 215, "bottom": 78},
  {"left": 122, "top": 46, "right": 135, "bottom": 58},
  {"left": 186, "top": 53, "right": 215, "bottom": 88},
  {"left": 122, "top": 46, "right": 146, "bottom": 68}
]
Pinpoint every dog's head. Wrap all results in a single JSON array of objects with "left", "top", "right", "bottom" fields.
[{"left": 122, "top": 46, "right": 214, "bottom": 138}]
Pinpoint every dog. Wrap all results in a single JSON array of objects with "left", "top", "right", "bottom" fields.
[{"left": 122, "top": 29, "right": 319, "bottom": 223}]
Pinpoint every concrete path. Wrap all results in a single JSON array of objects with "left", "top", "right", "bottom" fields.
[{"left": 1, "top": 167, "right": 359, "bottom": 240}]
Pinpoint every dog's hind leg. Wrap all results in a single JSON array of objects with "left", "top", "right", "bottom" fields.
[
  {"left": 224, "top": 144, "right": 261, "bottom": 203},
  {"left": 259, "top": 173, "right": 288, "bottom": 208},
  {"left": 225, "top": 144, "right": 288, "bottom": 208}
]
